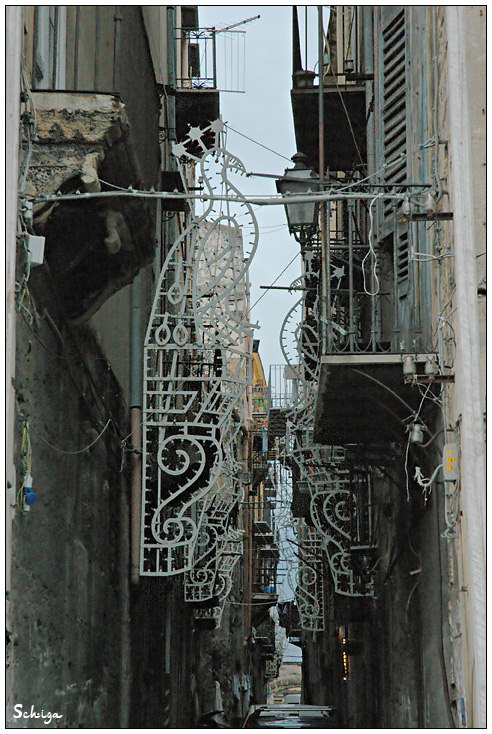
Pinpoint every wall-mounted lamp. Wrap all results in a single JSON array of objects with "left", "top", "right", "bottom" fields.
[{"left": 276, "top": 152, "right": 319, "bottom": 249}]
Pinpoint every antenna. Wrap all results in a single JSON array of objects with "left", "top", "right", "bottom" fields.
[{"left": 214, "top": 14, "right": 261, "bottom": 34}]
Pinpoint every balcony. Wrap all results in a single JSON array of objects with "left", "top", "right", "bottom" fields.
[
  {"left": 252, "top": 568, "right": 278, "bottom": 626},
  {"left": 315, "top": 353, "right": 438, "bottom": 449},
  {"left": 313, "top": 199, "right": 438, "bottom": 452},
  {"left": 278, "top": 601, "right": 302, "bottom": 644},
  {"left": 253, "top": 519, "right": 275, "bottom": 544},
  {"left": 290, "top": 6, "right": 366, "bottom": 173},
  {"left": 26, "top": 92, "right": 155, "bottom": 323},
  {"left": 174, "top": 27, "right": 220, "bottom": 142},
  {"left": 291, "top": 79, "right": 366, "bottom": 173},
  {"left": 252, "top": 431, "right": 269, "bottom": 489},
  {"left": 252, "top": 529, "right": 279, "bottom": 625},
  {"left": 267, "top": 365, "right": 299, "bottom": 440}
]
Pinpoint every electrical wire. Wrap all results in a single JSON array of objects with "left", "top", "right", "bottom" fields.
[
  {"left": 414, "top": 463, "right": 443, "bottom": 501},
  {"left": 224, "top": 124, "right": 292, "bottom": 162},
  {"left": 18, "top": 64, "right": 37, "bottom": 194},
  {"left": 403, "top": 384, "right": 433, "bottom": 502},
  {"left": 361, "top": 193, "right": 383, "bottom": 296},
  {"left": 15, "top": 235, "right": 32, "bottom": 317},
  {"left": 248, "top": 252, "right": 301, "bottom": 314},
  {"left": 16, "top": 421, "right": 32, "bottom": 513},
  {"left": 41, "top": 309, "right": 126, "bottom": 444},
  {"left": 36, "top": 419, "right": 112, "bottom": 455},
  {"left": 334, "top": 139, "right": 434, "bottom": 193}
]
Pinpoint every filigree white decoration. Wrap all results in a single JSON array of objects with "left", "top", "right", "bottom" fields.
[
  {"left": 184, "top": 472, "right": 243, "bottom": 602},
  {"left": 295, "top": 521, "right": 325, "bottom": 631},
  {"left": 193, "top": 529, "right": 244, "bottom": 628},
  {"left": 278, "top": 248, "right": 377, "bottom": 599},
  {"left": 140, "top": 120, "right": 257, "bottom": 576}
]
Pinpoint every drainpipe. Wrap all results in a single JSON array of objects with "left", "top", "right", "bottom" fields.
[
  {"left": 445, "top": 7, "right": 486, "bottom": 727},
  {"left": 166, "top": 6, "right": 177, "bottom": 147},
  {"left": 318, "top": 6, "right": 329, "bottom": 355},
  {"left": 164, "top": 4, "right": 178, "bottom": 689},
  {"left": 130, "top": 271, "right": 144, "bottom": 585},
  {"left": 362, "top": 6, "right": 375, "bottom": 175},
  {"left": 165, "top": 5, "right": 178, "bottom": 271},
  {"left": 112, "top": 7, "right": 122, "bottom": 92}
]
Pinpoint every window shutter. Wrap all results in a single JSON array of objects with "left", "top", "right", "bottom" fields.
[
  {"left": 381, "top": 9, "right": 407, "bottom": 227},
  {"left": 381, "top": 8, "right": 409, "bottom": 286},
  {"left": 396, "top": 228, "right": 409, "bottom": 283}
]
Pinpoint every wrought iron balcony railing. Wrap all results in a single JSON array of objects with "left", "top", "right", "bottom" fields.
[
  {"left": 175, "top": 27, "right": 246, "bottom": 93},
  {"left": 319, "top": 198, "right": 434, "bottom": 355}
]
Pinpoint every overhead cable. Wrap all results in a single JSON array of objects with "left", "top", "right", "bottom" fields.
[
  {"left": 224, "top": 123, "right": 292, "bottom": 162},
  {"left": 36, "top": 419, "right": 112, "bottom": 455}
]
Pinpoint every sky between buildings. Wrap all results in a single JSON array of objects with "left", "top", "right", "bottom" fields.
[
  {"left": 198, "top": 5, "right": 325, "bottom": 374},
  {"left": 198, "top": 6, "right": 327, "bottom": 665}
]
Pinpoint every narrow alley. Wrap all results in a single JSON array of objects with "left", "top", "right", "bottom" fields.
[{"left": 5, "top": 5, "right": 486, "bottom": 729}]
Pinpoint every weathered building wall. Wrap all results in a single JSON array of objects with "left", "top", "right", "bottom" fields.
[
  {"left": 293, "top": 6, "right": 479, "bottom": 728},
  {"left": 437, "top": 6, "right": 486, "bottom": 727},
  {"left": 8, "top": 294, "right": 131, "bottom": 728},
  {"left": 114, "top": 6, "right": 161, "bottom": 189},
  {"left": 130, "top": 559, "right": 254, "bottom": 727},
  {"left": 129, "top": 578, "right": 197, "bottom": 728}
]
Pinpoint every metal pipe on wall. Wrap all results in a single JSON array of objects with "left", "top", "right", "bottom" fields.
[
  {"left": 130, "top": 271, "right": 144, "bottom": 585},
  {"left": 318, "top": 6, "right": 329, "bottom": 355},
  {"left": 362, "top": 6, "right": 375, "bottom": 174}
]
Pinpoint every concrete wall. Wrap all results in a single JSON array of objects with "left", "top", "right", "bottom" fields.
[
  {"left": 464, "top": 6, "right": 486, "bottom": 417},
  {"left": 429, "top": 6, "right": 486, "bottom": 726},
  {"left": 130, "top": 563, "right": 253, "bottom": 728},
  {"left": 91, "top": 265, "right": 154, "bottom": 407}
]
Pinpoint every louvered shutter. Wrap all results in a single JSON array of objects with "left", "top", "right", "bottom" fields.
[{"left": 380, "top": 8, "right": 410, "bottom": 292}]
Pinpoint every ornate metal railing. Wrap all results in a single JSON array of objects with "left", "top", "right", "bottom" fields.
[{"left": 322, "top": 197, "right": 432, "bottom": 354}]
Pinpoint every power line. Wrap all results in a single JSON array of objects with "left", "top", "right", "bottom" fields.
[
  {"left": 224, "top": 124, "right": 293, "bottom": 162},
  {"left": 249, "top": 252, "right": 301, "bottom": 313},
  {"left": 36, "top": 419, "right": 112, "bottom": 455}
]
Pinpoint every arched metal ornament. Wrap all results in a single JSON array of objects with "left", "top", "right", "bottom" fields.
[
  {"left": 279, "top": 249, "right": 377, "bottom": 601},
  {"left": 140, "top": 120, "right": 257, "bottom": 577},
  {"left": 193, "top": 529, "right": 244, "bottom": 628},
  {"left": 295, "top": 521, "right": 325, "bottom": 631}
]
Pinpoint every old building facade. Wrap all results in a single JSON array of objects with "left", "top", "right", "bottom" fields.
[
  {"left": 6, "top": 5, "right": 485, "bottom": 729},
  {"left": 273, "top": 5, "right": 486, "bottom": 728},
  {"left": 7, "top": 6, "right": 273, "bottom": 727}
]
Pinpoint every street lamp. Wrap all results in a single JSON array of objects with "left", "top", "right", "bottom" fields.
[{"left": 276, "top": 152, "right": 319, "bottom": 249}]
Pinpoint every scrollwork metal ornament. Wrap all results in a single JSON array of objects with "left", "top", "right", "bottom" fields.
[
  {"left": 295, "top": 521, "right": 325, "bottom": 631},
  {"left": 193, "top": 529, "right": 244, "bottom": 628},
  {"left": 140, "top": 119, "right": 257, "bottom": 577},
  {"left": 278, "top": 244, "right": 377, "bottom": 600}
]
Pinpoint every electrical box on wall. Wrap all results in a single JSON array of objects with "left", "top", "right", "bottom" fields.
[
  {"left": 443, "top": 443, "right": 459, "bottom": 481},
  {"left": 26, "top": 234, "right": 45, "bottom": 267}
]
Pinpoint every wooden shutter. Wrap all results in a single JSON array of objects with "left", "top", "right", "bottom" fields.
[{"left": 381, "top": 9, "right": 407, "bottom": 230}]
